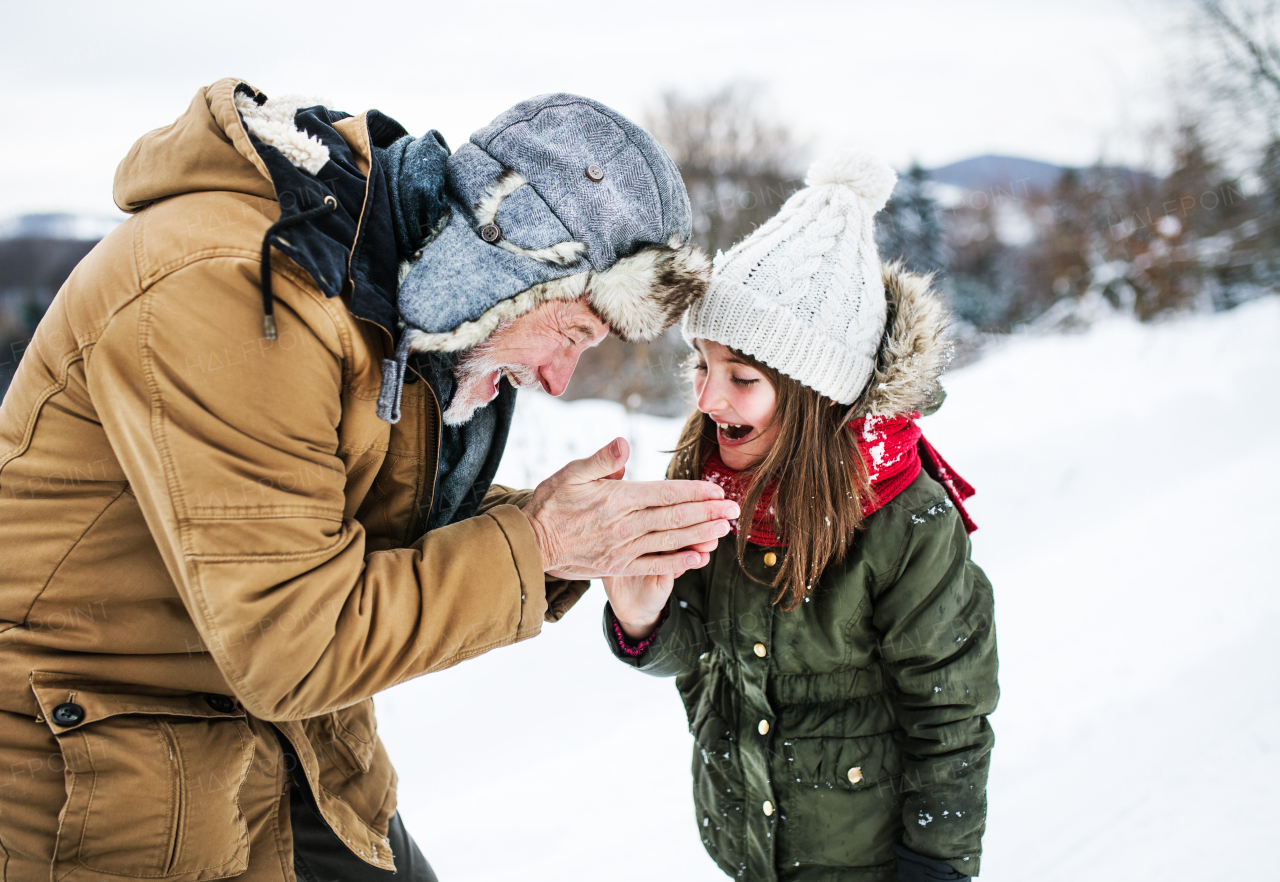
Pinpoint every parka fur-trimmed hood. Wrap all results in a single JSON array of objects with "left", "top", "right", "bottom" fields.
[{"left": 851, "top": 260, "right": 952, "bottom": 419}]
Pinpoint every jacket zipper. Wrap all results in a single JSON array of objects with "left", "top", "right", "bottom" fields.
[
  {"left": 341, "top": 112, "right": 440, "bottom": 545},
  {"left": 349, "top": 312, "right": 440, "bottom": 546},
  {"left": 406, "top": 366, "right": 442, "bottom": 544}
]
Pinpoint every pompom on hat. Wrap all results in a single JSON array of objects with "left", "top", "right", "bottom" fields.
[{"left": 682, "top": 148, "right": 897, "bottom": 405}]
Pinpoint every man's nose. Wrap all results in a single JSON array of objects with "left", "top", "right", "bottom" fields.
[{"left": 538, "top": 350, "right": 581, "bottom": 397}]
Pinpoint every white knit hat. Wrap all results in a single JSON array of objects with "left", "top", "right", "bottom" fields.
[{"left": 682, "top": 149, "right": 897, "bottom": 404}]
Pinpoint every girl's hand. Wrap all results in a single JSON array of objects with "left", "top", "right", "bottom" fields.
[{"left": 603, "top": 573, "right": 675, "bottom": 640}]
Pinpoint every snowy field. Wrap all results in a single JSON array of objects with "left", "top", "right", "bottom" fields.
[{"left": 376, "top": 297, "right": 1280, "bottom": 881}]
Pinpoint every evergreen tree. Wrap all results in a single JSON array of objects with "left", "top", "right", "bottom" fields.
[{"left": 876, "top": 162, "right": 947, "bottom": 275}]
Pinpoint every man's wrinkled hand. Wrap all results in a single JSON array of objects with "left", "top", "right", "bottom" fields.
[{"left": 523, "top": 438, "right": 738, "bottom": 579}]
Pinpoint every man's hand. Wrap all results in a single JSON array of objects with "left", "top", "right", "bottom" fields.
[
  {"left": 523, "top": 437, "right": 738, "bottom": 579},
  {"left": 603, "top": 573, "right": 674, "bottom": 640}
]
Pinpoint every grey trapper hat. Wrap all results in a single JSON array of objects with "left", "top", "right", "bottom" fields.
[{"left": 378, "top": 94, "right": 710, "bottom": 422}]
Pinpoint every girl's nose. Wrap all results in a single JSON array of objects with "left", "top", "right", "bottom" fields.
[{"left": 696, "top": 375, "right": 724, "bottom": 414}]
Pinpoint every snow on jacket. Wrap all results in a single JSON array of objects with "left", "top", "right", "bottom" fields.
[
  {"left": 605, "top": 267, "right": 999, "bottom": 881},
  {"left": 0, "top": 79, "right": 586, "bottom": 880}
]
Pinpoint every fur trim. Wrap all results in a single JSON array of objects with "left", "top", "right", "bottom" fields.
[
  {"left": 233, "top": 91, "right": 330, "bottom": 175},
  {"left": 854, "top": 260, "right": 952, "bottom": 418},
  {"left": 473, "top": 169, "right": 587, "bottom": 266},
  {"left": 404, "top": 272, "right": 590, "bottom": 354},
  {"left": 588, "top": 236, "right": 711, "bottom": 342},
  {"left": 403, "top": 235, "right": 710, "bottom": 354}
]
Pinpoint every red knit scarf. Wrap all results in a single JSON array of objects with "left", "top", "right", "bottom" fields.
[{"left": 699, "top": 414, "right": 977, "bottom": 548}]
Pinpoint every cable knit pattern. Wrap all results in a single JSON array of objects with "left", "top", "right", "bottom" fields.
[{"left": 683, "top": 149, "right": 897, "bottom": 404}]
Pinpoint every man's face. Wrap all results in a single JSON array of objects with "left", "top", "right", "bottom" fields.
[{"left": 443, "top": 297, "right": 610, "bottom": 425}]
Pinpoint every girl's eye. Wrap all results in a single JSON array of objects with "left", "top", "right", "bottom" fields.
[
  {"left": 732, "top": 376, "right": 758, "bottom": 387},
  {"left": 693, "top": 362, "right": 708, "bottom": 372}
]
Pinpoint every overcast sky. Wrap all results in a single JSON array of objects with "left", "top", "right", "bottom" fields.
[{"left": 2, "top": 0, "right": 1180, "bottom": 219}]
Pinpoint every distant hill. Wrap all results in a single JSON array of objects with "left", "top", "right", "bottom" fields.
[
  {"left": 0, "top": 212, "right": 122, "bottom": 241},
  {"left": 0, "top": 238, "right": 97, "bottom": 293},
  {"left": 0, "top": 225, "right": 101, "bottom": 362},
  {"left": 928, "top": 154, "right": 1159, "bottom": 195}
]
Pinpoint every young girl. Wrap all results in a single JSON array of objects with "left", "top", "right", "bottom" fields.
[{"left": 602, "top": 152, "right": 997, "bottom": 882}]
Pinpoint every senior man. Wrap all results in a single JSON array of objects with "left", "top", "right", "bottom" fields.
[{"left": 0, "top": 80, "right": 735, "bottom": 881}]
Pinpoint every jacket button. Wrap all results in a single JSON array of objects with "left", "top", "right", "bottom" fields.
[
  {"left": 848, "top": 766, "right": 863, "bottom": 784},
  {"left": 753, "top": 642, "right": 767, "bottom": 658},
  {"left": 585, "top": 164, "right": 604, "bottom": 182},
  {"left": 479, "top": 223, "right": 502, "bottom": 243},
  {"left": 204, "top": 694, "right": 236, "bottom": 713},
  {"left": 762, "top": 800, "right": 774, "bottom": 817},
  {"left": 51, "top": 702, "right": 85, "bottom": 727},
  {"left": 763, "top": 552, "right": 777, "bottom": 567},
  {"left": 758, "top": 719, "right": 770, "bottom": 735}
]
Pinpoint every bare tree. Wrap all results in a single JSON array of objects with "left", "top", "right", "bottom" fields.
[
  {"left": 1189, "top": 0, "right": 1280, "bottom": 138},
  {"left": 645, "top": 83, "right": 805, "bottom": 258}
]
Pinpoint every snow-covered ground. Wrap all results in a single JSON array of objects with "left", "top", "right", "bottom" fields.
[{"left": 376, "top": 297, "right": 1280, "bottom": 881}]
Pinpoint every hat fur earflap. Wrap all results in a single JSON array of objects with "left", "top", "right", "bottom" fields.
[
  {"left": 402, "top": 235, "right": 709, "bottom": 354},
  {"left": 587, "top": 236, "right": 710, "bottom": 342}
]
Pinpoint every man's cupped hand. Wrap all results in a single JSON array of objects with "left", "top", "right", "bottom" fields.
[{"left": 523, "top": 438, "right": 738, "bottom": 579}]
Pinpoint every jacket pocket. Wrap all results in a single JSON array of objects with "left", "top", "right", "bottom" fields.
[
  {"left": 783, "top": 732, "right": 903, "bottom": 792},
  {"left": 30, "top": 673, "right": 256, "bottom": 882}
]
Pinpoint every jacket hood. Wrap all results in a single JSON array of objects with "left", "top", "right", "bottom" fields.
[
  {"left": 117, "top": 80, "right": 411, "bottom": 328},
  {"left": 114, "top": 79, "right": 279, "bottom": 212},
  {"left": 852, "top": 261, "right": 952, "bottom": 419}
]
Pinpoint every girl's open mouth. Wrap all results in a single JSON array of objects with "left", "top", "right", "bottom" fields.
[{"left": 716, "top": 422, "right": 755, "bottom": 445}]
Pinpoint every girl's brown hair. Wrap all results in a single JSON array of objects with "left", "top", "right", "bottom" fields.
[{"left": 668, "top": 348, "right": 875, "bottom": 611}]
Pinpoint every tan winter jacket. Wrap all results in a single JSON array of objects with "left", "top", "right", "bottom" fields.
[{"left": 0, "top": 79, "right": 580, "bottom": 881}]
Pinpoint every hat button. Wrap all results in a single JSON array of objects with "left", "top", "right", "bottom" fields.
[
  {"left": 479, "top": 223, "right": 502, "bottom": 243},
  {"left": 585, "top": 164, "right": 604, "bottom": 182}
]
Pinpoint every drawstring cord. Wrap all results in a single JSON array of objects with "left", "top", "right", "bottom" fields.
[
  {"left": 260, "top": 195, "right": 338, "bottom": 339},
  {"left": 376, "top": 332, "right": 415, "bottom": 424}
]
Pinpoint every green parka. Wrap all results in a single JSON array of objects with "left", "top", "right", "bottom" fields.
[{"left": 604, "top": 266, "right": 998, "bottom": 881}]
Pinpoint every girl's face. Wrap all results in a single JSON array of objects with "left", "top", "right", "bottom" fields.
[{"left": 692, "top": 339, "right": 780, "bottom": 471}]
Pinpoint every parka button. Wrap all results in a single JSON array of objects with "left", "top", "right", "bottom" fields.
[
  {"left": 753, "top": 642, "right": 767, "bottom": 658},
  {"left": 204, "top": 694, "right": 235, "bottom": 713},
  {"left": 847, "top": 766, "right": 864, "bottom": 784},
  {"left": 479, "top": 223, "right": 502, "bottom": 243},
  {"left": 758, "top": 719, "right": 770, "bottom": 735},
  {"left": 763, "top": 552, "right": 777, "bottom": 567},
  {"left": 51, "top": 703, "right": 85, "bottom": 727},
  {"left": 762, "top": 800, "right": 774, "bottom": 817},
  {"left": 585, "top": 164, "right": 604, "bottom": 182}
]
